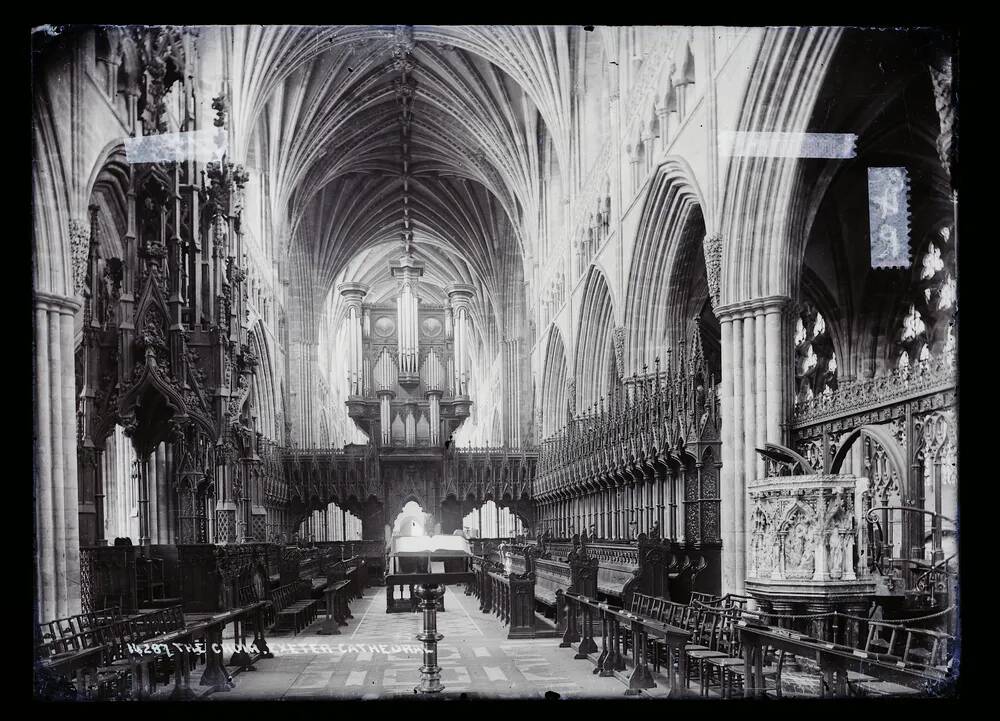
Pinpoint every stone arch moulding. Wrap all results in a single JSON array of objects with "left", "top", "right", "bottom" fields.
[
  {"left": 540, "top": 324, "right": 569, "bottom": 436},
  {"left": 33, "top": 97, "right": 75, "bottom": 297},
  {"left": 625, "top": 156, "right": 708, "bottom": 371},
  {"left": 777, "top": 498, "right": 818, "bottom": 535},
  {"left": 83, "top": 140, "right": 131, "bottom": 211},
  {"left": 246, "top": 322, "right": 277, "bottom": 441},
  {"left": 573, "top": 265, "right": 616, "bottom": 411},
  {"left": 719, "top": 26, "right": 843, "bottom": 306},
  {"left": 830, "top": 425, "right": 907, "bottom": 480},
  {"left": 757, "top": 442, "right": 817, "bottom": 476}
]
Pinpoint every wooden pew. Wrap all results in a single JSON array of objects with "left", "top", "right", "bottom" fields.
[
  {"left": 35, "top": 603, "right": 228, "bottom": 701},
  {"left": 597, "top": 561, "right": 638, "bottom": 606},
  {"left": 323, "top": 557, "right": 364, "bottom": 601},
  {"left": 271, "top": 580, "right": 319, "bottom": 635},
  {"left": 737, "top": 619, "right": 954, "bottom": 698},
  {"left": 535, "top": 558, "right": 572, "bottom": 634},
  {"left": 482, "top": 570, "right": 539, "bottom": 639},
  {"left": 316, "top": 580, "right": 354, "bottom": 635},
  {"left": 634, "top": 536, "right": 717, "bottom": 604},
  {"left": 561, "top": 591, "right": 691, "bottom": 696},
  {"left": 607, "top": 594, "right": 959, "bottom": 699}
]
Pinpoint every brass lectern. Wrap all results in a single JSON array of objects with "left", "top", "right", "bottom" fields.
[{"left": 386, "top": 535, "right": 474, "bottom": 694}]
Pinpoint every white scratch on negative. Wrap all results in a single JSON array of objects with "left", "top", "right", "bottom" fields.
[
  {"left": 351, "top": 592, "right": 377, "bottom": 638},
  {"left": 450, "top": 585, "right": 484, "bottom": 636}
]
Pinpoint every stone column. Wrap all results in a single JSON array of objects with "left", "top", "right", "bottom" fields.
[
  {"left": 35, "top": 292, "right": 83, "bottom": 622},
  {"left": 146, "top": 445, "right": 159, "bottom": 544},
  {"left": 612, "top": 486, "right": 619, "bottom": 539},
  {"left": 155, "top": 443, "right": 170, "bottom": 544},
  {"left": 646, "top": 478, "right": 654, "bottom": 535},
  {"left": 717, "top": 296, "right": 791, "bottom": 595},
  {"left": 742, "top": 314, "right": 756, "bottom": 572},
  {"left": 656, "top": 467, "right": 666, "bottom": 538}
]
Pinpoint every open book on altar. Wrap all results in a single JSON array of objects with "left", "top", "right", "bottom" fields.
[{"left": 390, "top": 534, "right": 472, "bottom": 558}]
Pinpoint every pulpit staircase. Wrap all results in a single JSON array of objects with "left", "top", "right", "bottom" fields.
[{"left": 866, "top": 505, "right": 957, "bottom": 632}]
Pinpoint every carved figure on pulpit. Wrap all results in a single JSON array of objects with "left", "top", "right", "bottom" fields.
[
  {"left": 749, "top": 507, "right": 768, "bottom": 577},
  {"left": 785, "top": 521, "right": 808, "bottom": 575},
  {"left": 829, "top": 526, "right": 844, "bottom": 579},
  {"left": 800, "top": 524, "right": 817, "bottom": 574},
  {"left": 649, "top": 520, "right": 660, "bottom": 540},
  {"left": 843, "top": 517, "right": 857, "bottom": 580}
]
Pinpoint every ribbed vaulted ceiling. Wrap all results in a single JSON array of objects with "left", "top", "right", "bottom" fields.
[{"left": 235, "top": 25, "right": 574, "bottom": 313}]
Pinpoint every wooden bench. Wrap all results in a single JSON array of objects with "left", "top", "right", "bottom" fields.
[
  {"left": 324, "top": 558, "right": 363, "bottom": 601},
  {"left": 534, "top": 558, "right": 573, "bottom": 632},
  {"left": 36, "top": 604, "right": 195, "bottom": 700},
  {"left": 560, "top": 591, "right": 691, "bottom": 696},
  {"left": 842, "top": 622, "right": 954, "bottom": 696},
  {"left": 648, "top": 598, "right": 955, "bottom": 698},
  {"left": 508, "top": 552, "right": 529, "bottom": 577},
  {"left": 487, "top": 571, "right": 511, "bottom": 625},
  {"left": 316, "top": 580, "right": 353, "bottom": 635},
  {"left": 38, "top": 606, "right": 122, "bottom": 661},
  {"left": 470, "top": 556, "right": 492, "bottom": 611},
  {"left": 271, "top": 580, "right": 319, "bottom": 635},
  {"left": 597, "top": 561, "right": 637, "bottom": 604}
]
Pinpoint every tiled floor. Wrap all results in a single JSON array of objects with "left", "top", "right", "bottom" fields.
[{"left": 209, "top": 585, "right": 648, "bottom": 700}]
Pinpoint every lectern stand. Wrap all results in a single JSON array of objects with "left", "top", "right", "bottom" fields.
[
  {"left": 385, "top": 535, "right": 474, "bottom": 695},
  {"left": 414, "top": 583, "right": 446, "bottom": 693}
]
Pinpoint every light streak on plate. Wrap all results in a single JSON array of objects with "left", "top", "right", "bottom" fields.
[
  {"left": 719, "top": 131, "right": 857, "bottom": 158},
  {"left": 125, "top": 127, "right": 228, "bottom": 164}
]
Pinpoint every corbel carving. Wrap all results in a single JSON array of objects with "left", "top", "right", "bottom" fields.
[{"left": 702, "top": 234, "right": 722, "bottom": 309}]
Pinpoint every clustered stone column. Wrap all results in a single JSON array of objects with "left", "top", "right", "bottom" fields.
[
  {"left": 716, "top": 296, "right": 792, "bottom": 594},
  {"left": 35, "top": 291, "right": 83, "bottom": 622}
]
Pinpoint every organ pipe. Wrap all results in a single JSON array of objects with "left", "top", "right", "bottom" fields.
[
  {"left": 337, "top": 283, "right": 368, "bottom": 396},
  {"left": 391, "top": 257, "right": 423, "bottom": 382}
]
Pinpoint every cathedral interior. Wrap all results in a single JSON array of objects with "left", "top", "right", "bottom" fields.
[{"left": 32, "top": 24, "right": 959, "bottom": 701}]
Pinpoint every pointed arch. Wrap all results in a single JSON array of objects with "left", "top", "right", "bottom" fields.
[
  {"left": 831, "top": 425, "right": 907, "bottom": 480},
  {"left": 719, "top": 27, "right": 843, "bottom": 305},
  {"left": 540, "top": 325, "right": 569, "bottom": 438},
  {"left": 574, "top": 266, "right": 616, "bottom": 410},
  {"left": 625, "top": 158, "right": 707, "bottom": 373}
]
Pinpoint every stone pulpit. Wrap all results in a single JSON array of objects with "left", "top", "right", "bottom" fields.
[{"left": 745, "top": 471, "right": 877, "bottom": 637}]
